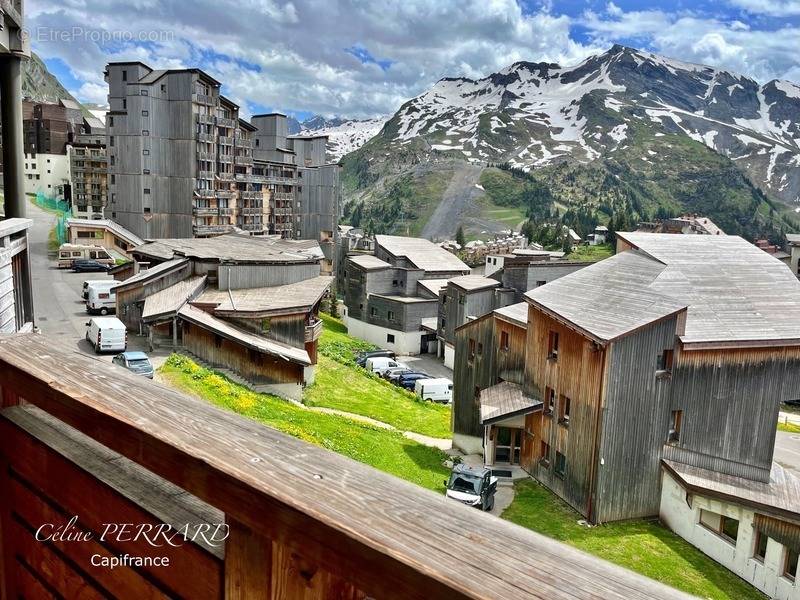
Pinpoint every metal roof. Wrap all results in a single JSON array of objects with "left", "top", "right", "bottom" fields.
[
  {"left": 494, "top": 302, "right": 528, "bottom": 327},
  {"left": 417, "top": 279, "right": 450, "bottom": 298},
  {"left": 178, "top": 304, "right": 310, "bottom": 365},
  {"left": 134, "top": 235, "right": 321, "bottom": 264},
  {"left": 374, "top": 235, "right": 469, "bottom": 274},
  {"left": 370, "top": 294, "right": 437, "bottom": 304},
  {"left": 196, "top": 276, "right": 332, "bottom": 316},
  {"left": 113, "top": 258, "right": 189, "bottom": 291},
  {"left": 480, "top": 382, "right": 542, "bottom": 425},
  {"left": 142, "top": 275, "right": 206, "bottom": 322}
]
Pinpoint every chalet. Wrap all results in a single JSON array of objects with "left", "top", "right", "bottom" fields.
[
  {"left": 342, "top": 235, "right": 470, "bottom": 355},
  {"left": 66, "top": 217, "right": 144, "bottom": 258},
  {"left": 636, "top": 214, "right": 723, "bottom": 236},
  {"left": 453, "top": 232, "right": 800, "bottom": 528},
  {"left": 114, "top": 234, "right": 330, "bottom": 399}
]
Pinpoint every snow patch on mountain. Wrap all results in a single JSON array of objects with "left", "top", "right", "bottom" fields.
[{"left": 299, "top": 116, "right": 388, "bottom": 162}]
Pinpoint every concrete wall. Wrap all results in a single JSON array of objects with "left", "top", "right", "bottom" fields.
[
  {"left": 344, "top": 315, "right": 424, "bottom": 355},
  {"left": 660, "top": 469, "right": 800, "bottom": 600},
  {"left": 443, "top": 342, "right": 455, "bottom": 370},
  {"left": 24, "top": 153, "right": 70, "bottom": 199},
  {"left": 453, "top": 432, "right": 483, "bottom": 456}
]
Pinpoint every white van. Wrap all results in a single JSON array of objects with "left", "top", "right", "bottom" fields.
[
  {"left": 365, "top": 356, "right": 408, "bottom": 377},
  {"left": 86, "top": 282, "right": 117, "bottom": 315},
  {"left": 414, "top": 378, "right": 453, "bottom": 404},
  {"left": 82, "top": 279, "right": 114, "bottom": 300},
  {"left": 85, "top": 316, "right": 127, "bottom": 354},
  {"left": 57, "top": 244, "right": 114, "bottom": 268}
]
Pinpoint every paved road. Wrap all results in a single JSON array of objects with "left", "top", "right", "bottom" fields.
[
  {"left": 26, "top": 199, "right": 153, "bottom": 362},
  {"left": 774, "top": 430, "right": 800, "bottom": 478}
]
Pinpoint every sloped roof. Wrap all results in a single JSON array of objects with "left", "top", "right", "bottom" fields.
[
  {"left": 113, "top": 258, "right": 189, "bottom": 291},
  {"left": 196, "top": 276, "right": 331, "bottom": 316},
  {"left": 347, "top": 255, "right": 391, "bottom": 270},
  {"left": 178, "top": 304, "right": 310, "bottom": 365},
  {"left": 494, "top": 302, "right": 528, "bottom": 327},
  {"left": 525, "top": 250, "right": 686, "bottom": 344},
  {"left": 448, "top": 275, "right": 500, "bottom": 292},
  {"left": 527, "top": 233, "right": 800, "bottom": 347},
  {"left": 375, "top": 235, "right": 469, "bottom": 273},
  {"left": 67, "top": 218, "right": 144, "bottom": 247},
  {"left": 417, "top": 279, "right": 450, "bottom": 298},
  {"left": 134, "top": 234, "right": 321, "bottom": 264},
  {"left": 142, "top": 275, "right": 206, "bottom": 322},
  {"left": 480, "top": 382, "right": 542, "bottom": 425}
]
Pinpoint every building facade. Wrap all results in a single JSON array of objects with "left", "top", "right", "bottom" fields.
[{"left": 68, "top": 119, "right": 107, "bottom": 219}]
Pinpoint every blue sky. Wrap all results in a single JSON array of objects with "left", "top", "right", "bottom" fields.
[{"left": 25, "top": 0, "right": 800, "bottom": 120}]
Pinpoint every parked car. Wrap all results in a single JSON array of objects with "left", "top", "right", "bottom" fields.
[
  {"left": 382, "top": 366, "right": 412, "bottom": 380},
  {"left": 388, "top": 370, "right": 428, "bottom": 384},
  {"left": 396, "top": 372, "right": 432, "bottom": 390},
  {"left": 86, "top": 281, "right": 118, "bottom": 315},
  {"left": 72, "top": 259, "right": 111, "bottom": 273},
  {"left": 112, "top": 351, "right": 154, "bottom": 379},
  {"left": 444, "top": 464, "right": 497, "bottom": 511},
  {"left": 355, "top": 349, "right": 395, "bottom": 367},
  {"left": 82, "top": 279, "right": 113, "bottom": 300},
  {"left": 85, "top": 316, "right": 127, "bottom": 354},
  {"left": 365, "top": 356, "right": 408, "bottom": 377},
  {"left": 414, "top": 378, "right": 453, "bottom": 403},
  {"left": 58, "top": 244, "right": 114, "bottom": 269}
]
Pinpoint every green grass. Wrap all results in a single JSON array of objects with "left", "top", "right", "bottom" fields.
[
  {"left": 565, "top": 243, "right": 614, "bottom": 262},
  {"left": 777, "top": 421, "right": 800, "bottom": 434},
  {"left": 160, "top": 354, "right": 450, "bottom": 492},
  {"left": 311, "top": 314, "right": 452, "bottom": 438},
  {"left": 503, "top": 481, "right": 765, "bottom": 600}
]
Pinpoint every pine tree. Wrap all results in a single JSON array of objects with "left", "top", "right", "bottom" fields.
[{"left": 455, "top": 225, "right": 466, "bottom": 247}]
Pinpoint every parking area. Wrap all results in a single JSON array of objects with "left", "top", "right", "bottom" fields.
[{"left": 396, "top": 352, "right": 453, "bottom": 379}]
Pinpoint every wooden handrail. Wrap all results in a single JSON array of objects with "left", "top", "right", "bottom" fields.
[{"left": 0, "top": 335, "right": 692, "bottom": 599}]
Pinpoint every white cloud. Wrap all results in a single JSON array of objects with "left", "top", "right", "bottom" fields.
[{"left": 728, "top": 0, "right": 800, "bottom": 16}]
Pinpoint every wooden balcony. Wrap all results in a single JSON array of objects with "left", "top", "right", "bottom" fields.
[
  {"left": 193, "top": 206, "right": 219, "bottom": 216},
  {"left": 0, "top": 336, "right": 687, "bottom": 600},
  {"left": 235, "top": 155, "right": 254, "bottom": 166},
  {"left": 305, "top": 318, "right": 324, "bottom": 342}
]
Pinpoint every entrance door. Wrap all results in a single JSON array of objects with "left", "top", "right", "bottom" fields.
[{"left": 494, "top": 427, "right": 522, "bottom": 465}]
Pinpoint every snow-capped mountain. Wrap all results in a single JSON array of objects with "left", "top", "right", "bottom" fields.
[
  {"left": 378, "top": 44, "right": 800, "bottom": 206},
  {"left": 299, "top": 116, "right": 388, "bottom": 162}
]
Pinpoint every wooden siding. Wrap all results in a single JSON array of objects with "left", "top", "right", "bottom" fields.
[
  {"left": 0, "top": 408, "right": 223, "bottom": 599},
  {"left": 183, "top": 321, "right": 303, "bottom": 385},
  {"left": 594, "top": 317, "right": 678, "bottom": 523},
  {"left": 116, "top": 263, "right": 193, "bottom": 330},
  {"left": 663, "top": 345, "right": 800, "bottom": 482},
  {"left": 523, "top": 307, "right": 607, "bottom": 519}
]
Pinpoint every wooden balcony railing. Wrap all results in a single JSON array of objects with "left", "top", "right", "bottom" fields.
[
  {"left": 0, "top": 336, "right": 689, "bottom": 600},
  {"left": 304, "top": 318, "right": 323, "bottom": 342}
]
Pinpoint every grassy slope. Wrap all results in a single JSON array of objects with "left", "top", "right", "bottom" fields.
[
  {"left": 504, "top": 481, "right": 765, "bottom": 600},
  {"left": 160, "top": 355, "right": 450, "bottom": 492},
  {"left": 777, "top": 421, "right": 800, "bottom": 434},
  {"left": 565, "top": 243, "right": 614, "bottom": 262},
  {"left": 307, "top": 314, "right": 452, "bottom": 438}
]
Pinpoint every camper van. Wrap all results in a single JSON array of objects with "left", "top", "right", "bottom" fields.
[
  {"left": 58, "top": 244, "right": 114, "bottom": 269},
  {"left": 364, "top": 356, "right": 408, "bottom": 377},
  {"left": 82, "top": 279, "right": 114, "bottom": 300},
  {"left": 85, "top": 317, "right": 127, "bottom": 354},
  {"left": 414, "top": 378, "right": 453, "bottom": 403},
  {"left": 86, "top": 282, "right": 118, "bottom": 315}
]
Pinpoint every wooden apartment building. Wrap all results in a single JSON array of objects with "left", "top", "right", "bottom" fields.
[{"left": 453, "top": 233, "right": 800, "bottom": 523}]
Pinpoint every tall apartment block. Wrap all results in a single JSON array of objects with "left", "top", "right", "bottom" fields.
[
  {"left": 104, "top": 62, "right": 341, "bottom": 262},
  {"left": 68, "top": 116, "right": 107, "bottom": 219}
]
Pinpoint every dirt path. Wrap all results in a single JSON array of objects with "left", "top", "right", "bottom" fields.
[{"left": 420, "top": 164, "right": 485, "bottom": 241}]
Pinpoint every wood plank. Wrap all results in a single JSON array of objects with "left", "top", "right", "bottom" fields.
[
  {"left": 224, "top": 519, "right": 271, "bottom": 600},
  {"left": 11, "top": 477, "right": 169, "bottom": 600},
  {"left": 271, "top": 543, "right": 364, "bottom": 600},
  {"left": 14, "top": 562, "right": 56, "bottom": 600},
  {"left": 0, "top": 418, "right": 223, "bottom": 600},
  {"left": 10, "top": 518, "right": 106, "bottom": 600},
  {"left": 0, "top": 336, "right": 692, "bottom": 600}
]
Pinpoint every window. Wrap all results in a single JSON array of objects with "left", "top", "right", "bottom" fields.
[
  {"left": 699, "top": 510, "right": 739, "bottom": 544},
  {"left": 386, "top": 334, "right": 395, "bottom": 344},
  {"left": 143, "top": 149, "right": 150, "bottom": 155},
  {"left": 161, "top": 84, "right": 166, "bottom": 93},
  {"left": 785, "top": 548, "right": 798, "bottom": 581},
  {"left": 141, "top": 89, "right": 148, "bottom": 96},
  {"left": 559, "top": 395, "right": 571, "bottom": 426},
  {"left": 110, "top": 174, "right": 115, "bottom": 184},
  {"left": 387, "top": 310, "right": 395, "bottom": 322},
  {"left": 392, "top": 279, "right": 398, "bottom": 287},
  {"left": 142, "top": 130, "right": 149, "bottom": 136},
  {"left": 122, "top": 70, "right": 127, "bottom": 81},
  {"left": 657, "top": 349, "right": 674, "bottom": 373},
  {"left": 500, "top": 330, "right": 510, "bottom": 351},
  {"left": 122, "top": 99, "right": 127, "bottom": 110},
  {"left": 143, "top": 188, "right": 150, "bottom": 194},
  {"left": 458, "top": 294, "right": 465, "bottom": 305},
  {"left": 554, "top": 452, "right": 566, "bottom": 478},
  {"left": 753, "top": 530, "right": 768, "bottom": 562},
  {"left": 668, "top": 410, "right": 682, "bottom": 443},
  {"left": 477, "top": 342, "right": 483, "bottom": 356},
  {"left": 547, "top": 330, "right": 559, "bottom": 360},
  {"left": 370, "top": 307, "right": 377, "bottom": 317},
  {"left": 143, "top": 207, "right": 151, "bottom": 214},
  {"left": 544, "top": 387, "right": 555, "bottom": 415},
  {"left": 110, "top": 136, "right": 115, "bottom": 147},
  {"left": 540, "top": 441, "right": 550, "bottom": 467},
  {"left": 109, "top": 116, "right": 114, "bottom": 127},
  {"left": 143, "top": 169, "right": 150, "bottom": 175},
  {"left": 468, "top": 338, "right": 476, "bottom": 360},
  {"left": 110, "top": 155, "right": 115, "bottom": 165},
  {"left": 536, "top": 280, "right": 546, "bottom": 287},
  {"left": 142, "top": 110, "right": 149, "bottom": 117}
]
